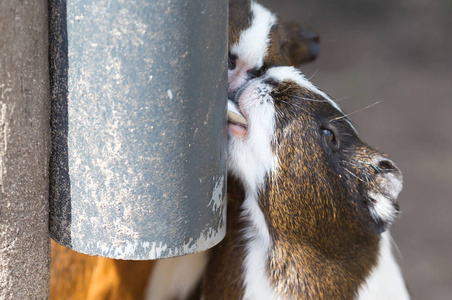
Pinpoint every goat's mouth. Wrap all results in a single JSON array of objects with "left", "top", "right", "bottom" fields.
[{"left": 227, "top": 100, "right": 247, "bottom": 136}]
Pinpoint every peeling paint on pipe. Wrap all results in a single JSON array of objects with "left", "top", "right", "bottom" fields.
[{"left": 49, "top": 0, "right": 228, "bottom": 259}]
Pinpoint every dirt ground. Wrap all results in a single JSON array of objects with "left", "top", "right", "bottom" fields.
[{"left": 260, "top": 0, "right": 452, "bottom": 298}]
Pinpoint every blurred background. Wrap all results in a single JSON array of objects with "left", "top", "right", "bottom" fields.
[{"left": 261, "top": 0, "right": 452, "bottom": 298}]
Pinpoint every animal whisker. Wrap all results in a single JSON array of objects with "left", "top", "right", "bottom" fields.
[
  {"left": 278, "top": 83, "right": 295, "bottom": 94},
  {"left": 332, "top": 96, "right": 350, "bottom": 102},
  {"left": 343, "top": 167, "right": 366, "bottom": 183},
  {"left": 291, "top": 95, "right": 331, "bottom": 103},
  {"left": 342, "top": 161, "right": 378, "bottom": 189},
  {"left": 353, "top": 159, "right": 389, "bottom": 174},
  {"left": 308, "top": 67, "right": 320, "bottom": 80},
  {"left": 277, "top": 99, "right": 312, "bottom": 116},
  {"left": 330, "top": 100, "right": 382, "bottom": 123}
]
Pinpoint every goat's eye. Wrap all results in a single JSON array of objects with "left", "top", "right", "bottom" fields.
[
  {"left": 321, "top": 127, "right": 338, "bottom": 148},
  {"left": 322, "top": 128, "right": 333, "bottom": 139}
]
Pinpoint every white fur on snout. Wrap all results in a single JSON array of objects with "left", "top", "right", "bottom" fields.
[
  {"left": 368, "top": 191, "right": 399, "bottom": 224},
  {"left": 368, "top": 163, "right": 403, "bottom": 224},
  {"left": 227, "top": 82, "right": 278, "bottom": 299},
  {"left": 382, "top": 172, "right": 403, "bottom": 200},
  {"left": 228, "top": 82, "right": 277, "bottom": 191},
  {"left": 229, "top": 1, "right": 277, "bottom": 93}
]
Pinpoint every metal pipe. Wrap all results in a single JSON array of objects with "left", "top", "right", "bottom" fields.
[{"left": 49, "top": 0, "right": 228, "bottom": 260}]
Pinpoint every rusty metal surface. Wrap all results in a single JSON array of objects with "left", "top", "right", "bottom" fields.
[{"left": 49, "top": 0, "right": 228, "bottom": 259}]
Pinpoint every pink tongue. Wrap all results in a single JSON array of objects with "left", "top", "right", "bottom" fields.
[{"left": 229, "top": 123, "right": 247, "bottom": 136}]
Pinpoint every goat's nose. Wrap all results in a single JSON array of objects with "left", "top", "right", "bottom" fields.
[
  {"left": 298, "top": 28, "right": 320, "bottom": 59},
  {"left": 228, "top": 54, "right": 237, "bottom": 70},
  {"left": 308, "top": 40, "right": 320, "bottom": 60},
  {"left": 374, "top": 157, "right": 403, "bottom": 187},
  {"left": 376, "top": 158, "right": 400, "bottom": 174}
]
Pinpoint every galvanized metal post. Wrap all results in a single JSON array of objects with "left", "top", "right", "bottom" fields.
[
  {"left": 49, "top": 0, "right": 228, "bottom": 259},
  {"left": 0, "top": 1, "right": 51, "bottom": 298}
]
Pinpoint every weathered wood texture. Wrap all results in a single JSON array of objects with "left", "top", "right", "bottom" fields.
[{"left": 0, "top": 1, "right": 51, "bottom": 298}]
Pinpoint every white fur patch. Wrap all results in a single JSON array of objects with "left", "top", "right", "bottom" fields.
[
  {"left": 265, "top": 67, "right": 344, "bottom": 114},
  {"left": 228, "top": 1, "right": 277, "bottom": 92},
  {"left": 242, "top": 194, "right": 276, "bottom": 300},
  {"left": 368, "top": 161, "right": 403, "bottom": 223},
  {"left": 228, "top": 83, "right": 277, "bottom": 191},
  {"left": 356, "top": 232, "right": 410, "bottom": 300},
  {"left": 368, "top": 192, "right": 398, "bottom": 223},
  {"left": 227, "top": 79, "right": 278, "bottom": 299},
  {"left": 145, "top": 251, "right": 209, "bottom": 300}
]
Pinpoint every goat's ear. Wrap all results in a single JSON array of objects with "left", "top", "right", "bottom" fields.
[{"left": 279, "top": 21, "right": 320, "bottom": 67}]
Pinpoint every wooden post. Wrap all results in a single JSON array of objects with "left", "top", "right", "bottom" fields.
[{"left": 0, "top": 1, "right": 51, "bottom": 298}]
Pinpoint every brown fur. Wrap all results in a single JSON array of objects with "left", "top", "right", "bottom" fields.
[
  {"left": 264, "top": 21, "right": 319, "bottom": 68},
  {"left": 229, "top": 0, "right": 319, "bottom": 69},
  {"left": 50, "top": 240, "right": 155, "bottom": 300},
  {"left": 229, "top": 0, "right": 253, "bottom": 48},
  {"left": 202, "top": 77, "right": 401, "bottom": 298},
  {"left": 201, "top": 176, "right": 247, "bottom": 299},
  {"left": 265, "top": 111, "right": 379, "bottom": 297}
]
